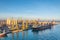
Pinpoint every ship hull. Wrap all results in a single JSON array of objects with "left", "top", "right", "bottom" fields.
[{"left": 32, "top": 24, "right": 52, "bottom": 31}]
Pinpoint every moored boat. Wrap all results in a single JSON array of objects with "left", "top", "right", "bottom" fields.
[
  {"left": 0, "top": 30, "right": 7, "bottom": 37},
  {"left": 32, "top": 24, "right": 52, "bottom": 31},
  {"left": 0, "top": 33, "right": 6, "bottom": 37}
]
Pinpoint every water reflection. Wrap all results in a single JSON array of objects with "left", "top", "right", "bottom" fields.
[
  {"left": 16, "top": 32, "right": 19, "bottom": 40},
  {"left": 12, "top": 33, "right": 14, "bottom": 40},
  {"left": 11, "top": 31, "right": 28, "bottom": 40},
  {"left": 22, "top": 31, "right": 28, "bottom": 40},
  {"left": 22, "top": 31, "right": 25, "bottom": 40},
  {"left": 1, "top": 25, "right": 60, "bottom": 40}
]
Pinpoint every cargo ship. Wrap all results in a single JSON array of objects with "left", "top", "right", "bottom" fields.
[{"left": 32, "top": 23, "right": 53, "bottom": 31}]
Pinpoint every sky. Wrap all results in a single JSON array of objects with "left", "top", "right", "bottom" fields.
[{"left": 0, "top": 0, "right": 60, "bottom": 20}]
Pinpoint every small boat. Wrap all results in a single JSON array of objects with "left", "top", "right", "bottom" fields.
[
  {"left": 0, "top": 30, "right": 7, "bottom": 37},
  {"left": 0, "top": 33, "right": 6, "bottom": 37}
]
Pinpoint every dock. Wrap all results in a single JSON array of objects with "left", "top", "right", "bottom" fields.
[{"left": 0, "top": 18, "right": 57, "bottom": 34}]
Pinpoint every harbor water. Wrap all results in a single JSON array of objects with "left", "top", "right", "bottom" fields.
[{"left": 0, "top": 24, "right": 60, "bottom": 40}]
